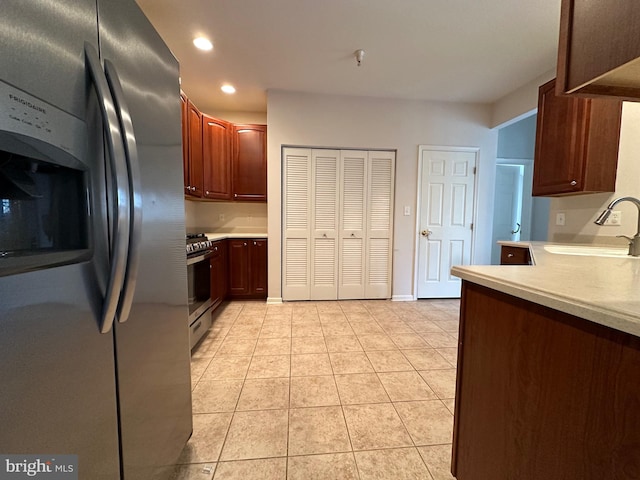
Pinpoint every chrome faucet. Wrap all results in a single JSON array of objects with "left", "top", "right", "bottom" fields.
[{"left": 594, "top": 196, "right": 640, "bottom": 256}]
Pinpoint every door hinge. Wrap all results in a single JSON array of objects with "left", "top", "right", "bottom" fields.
[
  {"left": 470, "top": 223, "right": 474, "bottom": 231},
  {"left": 473, "top": 167, "right": 477, "bottom": 175}
]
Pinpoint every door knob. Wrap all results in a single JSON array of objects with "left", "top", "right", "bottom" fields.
[{"left": 421, "top": 230, "right": 432, "bottom": 238}]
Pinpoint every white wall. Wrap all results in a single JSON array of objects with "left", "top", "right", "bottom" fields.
[
  {"left": 548, "top": 102, "right": 640, "bottom": 244},
  {"left": 266, "top": 90, "right": 498, "bottom": 301},
  {"left": 491, "top": 69, "right": 555, "bottom": 128}
]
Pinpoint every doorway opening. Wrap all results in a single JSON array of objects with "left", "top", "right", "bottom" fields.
[{"left": 491, "top": 115, "right": 550, "bottom": 264}]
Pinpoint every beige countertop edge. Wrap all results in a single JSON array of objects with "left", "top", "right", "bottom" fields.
[
  {"left": 452, "top": 243, "right": 640, "bottom": 338},
  {"left": 204, "top": 232, "right": 268, "bottom": 241}
]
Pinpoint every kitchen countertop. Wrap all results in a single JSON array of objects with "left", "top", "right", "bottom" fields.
[
  {"left": 451, "top": 241, "right": 640, "bottom": 338},
  {"left": 204, "top": 232, "right": 268, "bottom": 241}
]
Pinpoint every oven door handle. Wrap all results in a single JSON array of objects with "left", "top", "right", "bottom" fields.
[
  {"left": 104, "top": 59, "right": 142, "bottom": 325},
  {"left": 85, "top": 43, "right": 130, "bottom": 334},
  {"left": 187, "top": 250, "right": 214, "bottom": 266}
]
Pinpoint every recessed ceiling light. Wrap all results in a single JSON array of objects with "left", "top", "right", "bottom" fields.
[
  {"left": 193, "top": 37, "right": 213, "bottom": 51},
  {"left": 221, "top": 84, "right": 236, "bottom": 94}
]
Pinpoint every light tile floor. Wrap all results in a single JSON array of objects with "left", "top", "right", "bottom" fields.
[{"left": 173, "top": 299, "right": 460, "bottom": 480}]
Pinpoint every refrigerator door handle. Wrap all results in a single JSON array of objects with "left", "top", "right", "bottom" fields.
[
  {"left": 85, "top": 42, "right": 131, "bottom": 334},
  {"left": 104, "top": 59, "right": 142, "bottom": 324}
]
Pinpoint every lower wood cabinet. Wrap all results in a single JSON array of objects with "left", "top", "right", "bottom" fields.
[
  {"left": 499, "top": 245, "right": 531, "bottom": 265},
  {"left": 453, "top": 281, "right": 640, "bottom": 479},
  {"left": 209, "top": 240, "right": 227, "bottom": 309},
  {"left": 228, "top": 238, "right": 267, "bottom": 299}
]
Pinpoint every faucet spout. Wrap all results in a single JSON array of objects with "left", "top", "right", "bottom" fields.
[{"left": 594, "top": 196, "right": 640, "bottom": 256}]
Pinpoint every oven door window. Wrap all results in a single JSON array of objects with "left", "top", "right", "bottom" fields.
[{"left": 187, "top": 253, "right": 212, "bottom": 321}]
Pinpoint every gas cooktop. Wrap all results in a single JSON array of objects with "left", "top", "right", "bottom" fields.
[{"left": 186, "top": 233, "right": 213, "bottom": 255}]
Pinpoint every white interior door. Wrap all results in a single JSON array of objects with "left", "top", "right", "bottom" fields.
[
  {"left": 365, "top": 151, "right": 395, "bottom": 298},
  {"left": 282, "top": 148, "right": 311, "bottom": 300},
  {"left": 311, "top": 149, "right": 339, "bottom": 300},
  {"left": 339, "top": 150, "right": 367, "bottom": 299},
  {"left": 417, "top": 147, "right": 476, "bottom": 298}
]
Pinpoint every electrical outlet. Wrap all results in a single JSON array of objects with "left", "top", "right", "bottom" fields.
[
  {"left": 218, "top": 213, "right": 225, "bottom": 221},
  {"left": 603, "top": 210, "right": 622, "bottom": 226},
  {"left": 555, "top": 212, "right": 566, "bottom": 226},
  {"left": 404, "top": 206, "right": 411, "bottom": 216}
]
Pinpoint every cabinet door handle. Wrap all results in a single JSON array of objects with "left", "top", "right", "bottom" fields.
[
  {"left": 507, "top": 253, "right": 514, "bottom": 258},
  {"left": 234, "top": 193, "right": 238, "bottom": 198},
  {"left": 205, "top": 190, "right": 209, "bottom": 195},
  {"left": 243, "top": 242, "right": 247, "bottom": 246},
  {"left": 570, "top": 180, "right": 577, "bottom": 186}
]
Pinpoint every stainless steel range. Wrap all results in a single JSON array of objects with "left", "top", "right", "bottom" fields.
[{"left": 186, "top": 233, "right": 214, "bottom": 349}]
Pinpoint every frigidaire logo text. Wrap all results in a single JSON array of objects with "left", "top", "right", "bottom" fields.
[{"left": 8, "top": 94, "right": 46, "bottom": 114}]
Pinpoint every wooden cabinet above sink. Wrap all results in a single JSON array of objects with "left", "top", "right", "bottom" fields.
[{"left": 556, "top": 0, "right": 640, "bottom": 100}]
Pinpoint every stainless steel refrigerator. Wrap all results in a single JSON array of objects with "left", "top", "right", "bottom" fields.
[{"left": 0, "top": 1, "right": 192, "bottom": 478}]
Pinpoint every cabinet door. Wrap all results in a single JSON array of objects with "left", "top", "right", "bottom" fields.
[
  {"left": 533, "top": 79, "right": 621, "bottom": 196},
  {"left": 500, "top": 246, "right": 531, "bottom": 265},
  {"left": 533, "top": 79, "right": 587, "bottom": 196},
  {"left": 250, "top": 239, "right": 268, "bottom": 297},
  {"left": 202, "top": 115, "right": 231, "bottom": 200},
  {"left": 187, "top": 100, "right": 203, "bottom": 198},
  {"left": 210, "top": 241, "right": 227, "bottom": 308},
  {"left": 228, "top": 239, "right": 250, "bottom": 296},
  {"left": 556, "top": 0, "right": 640, "bottom": 99},
  {"left": 180, "top": 93, "right": 190, "bottom": 195},
  {"left": 232, "top": 124, "right": 267, "bottom": 201}
]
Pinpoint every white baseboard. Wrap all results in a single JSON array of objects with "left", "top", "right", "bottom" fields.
[
  {"left": 266, "top": 297, "right": 283, "bottom": 304},
  {"left": 391, "top": 295, "right": 415, "bottom": 302}
]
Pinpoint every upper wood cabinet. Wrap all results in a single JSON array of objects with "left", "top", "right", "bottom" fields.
[
  {"left": 232, "top": 124, "right": 267, "bottom": 202},
  {"left": 556, "top": 0, "right": 640, "bottom": 100},
  {"left": 532, "top": 79, "right": 623, "bottom": 197},
  {"left": 180, "top": 93, "right": 190, "bottom": 195},
  {"left": 181, "top": 95, "right": 203, "bottom": 198},
  {"left": 202, "top": 115, "right": 231, "bottom": 200}
]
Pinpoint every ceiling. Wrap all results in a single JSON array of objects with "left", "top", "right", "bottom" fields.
[{"left": 136, "top": 0, "right": 561, "bottom": 114}]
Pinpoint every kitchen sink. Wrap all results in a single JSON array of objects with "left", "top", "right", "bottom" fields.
[{"left": 543, "top": 244, "right": 637, "bottom": 258}]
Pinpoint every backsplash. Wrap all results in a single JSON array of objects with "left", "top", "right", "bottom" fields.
[{"left": 185, "top": 200, "right": 267, "bottom": 233}]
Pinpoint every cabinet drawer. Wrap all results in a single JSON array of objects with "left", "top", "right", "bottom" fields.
[{"left": 500, "top": 246, "right": 531, "bottom": 265}]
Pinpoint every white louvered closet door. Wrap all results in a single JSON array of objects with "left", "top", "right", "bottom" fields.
[
  {"left": 338, "top": 150, "right": 368, "bottom": 299},
  {"left": 311, "top": 150, "right": 339, "bottom": 300},
  {"left": 282, "top": 148, "right": 311, "bottom": 300},
  {"left": 365, "top": 151, "right": 395, "bottom": 298}
]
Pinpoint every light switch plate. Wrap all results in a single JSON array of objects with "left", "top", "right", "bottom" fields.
[{"left": 404, "top": 206, "right": 410, "bottom": 216}]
